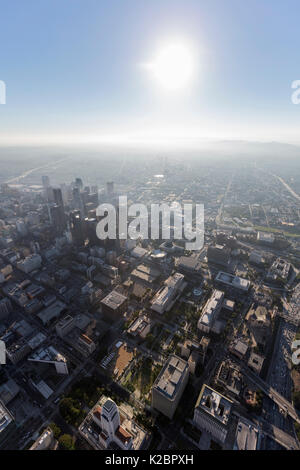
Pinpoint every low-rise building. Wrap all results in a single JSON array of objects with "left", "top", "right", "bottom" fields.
[
  {"left": 127, "top": 315, "right": 152, "bottom": 339},
  {"left": 215, "top": 271, "right": 250, "bottom": 292},
  {"left": 130, "top": 264, "right": 160, "bottom": 286},
  {"left": 30, "top": 427, "right": 58, "bottom": 450},
  {"left": 257, "top": 231, "right": 274, "bottom": 245},
  {"left": 233, "top": 417, "right": 260, "bottom": 450},
  {"left": 0, "top": 379, "right": 20, "bottom": 405},
  {"left": 176, "top": 256, "right": 201, "bottom": 275},
  {"left": 247, "top": 352, "right": 265, "bottom": 375},
  {"left": 216, "top": 360, "right": 243, "bottom": 397},
  {"left": 266, "top": 258, "right": 291, "bottom": 283},
  {"left": 249, "top": 251, "right": 264, "bottom": 266},
  {"left": 16, "top": 254, "right": 42, "bottom": 273},
  {"left": 37, "top": 300, "right": 67, "bottom": 326},
  {"left": 28, "top": 345, "right": 68, "bottom": 374}
]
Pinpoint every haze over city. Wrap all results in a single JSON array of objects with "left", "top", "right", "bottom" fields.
[{"left": 1, "top": 0, "right": 300, "bottom": 461}]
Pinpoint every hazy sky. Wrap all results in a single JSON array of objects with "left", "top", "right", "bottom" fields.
[{"left": 1, "top": 0, "right": 300, "bottom": 146}]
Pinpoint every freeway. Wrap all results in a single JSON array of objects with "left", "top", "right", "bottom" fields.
[
  {"left": 236, "top": 360, "right": 300, "bottom": 424},
  {"left": 4, "top": 157, "right": 70, "bottom": 185},
  {"left": 274, "top": 174, "right": 300, "bottom": 204},
  {"left": 260, "top": 417, "right": 299, "bottom": 450}
]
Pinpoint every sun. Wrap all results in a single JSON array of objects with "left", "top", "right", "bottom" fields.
[{"left": 149, "top": 42, "right": 195, "bottom": 91}]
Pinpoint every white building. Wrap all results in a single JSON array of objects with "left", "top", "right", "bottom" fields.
[
  {"left": 127, "top": 315, "right": 152, "bottom": 339},
  {"left": 215, "top": 271, "right": 250, "bottom": 292},
  {"left": 197, "top": 290, "right": 224, "bottom": 334},
  {"left": 151, "top": 272, "right": 186, "bottom": 315},
  {"left": 79, "top": 397, "right": 146, "bottom": 450}
]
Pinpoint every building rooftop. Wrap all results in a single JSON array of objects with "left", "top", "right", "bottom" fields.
[
  {"left": 248, "top": 352, "right": 265, "bottom": 374},
  {"left": 29, "top": 345, "right": 67, "bottom": 364},
  {"left": 37, "top": 300, "right": 66, "bottom": 324},
  {"left": 234, "top": 418, "right": 259, "bottom": 450},
  {"left": 230, "top": 339, "right": 249, "bottom": 357},
  {"left": 177, "top": 256, "right": 201, "bottom": 272},
  {"left": 103, "top": 399, "right": 115, "bottom": 413},
  {"left": 196, "top": 384, "right": 233, "bottom": 426},
  {"left": 27, "top": 332, "right": 47, "bottom": 350},
  {"left": 199, "top": 290, "right": 224, "bottom": 327},
  {"left": 56, "top": 314, "right": 74, "bottom": 329},
  {"left": 153, "top": 355, "right": 188, "bottom": 401},
  {"left": 128, "top": 315, "right": 151, "bottom": 336},
  {"left": 216, "top": 271, "right": 250, "bottom": 292},
  {"left": 101, "top": 290, "right": 127, "bottom": 311},
  {"left": 0, "top": 379, "right": 20, "bottom": 405},
  {"left": 130, "top": 246, "right": 148, "bottom": 259},
  {"left": 0, "top": 400, "right": 13, "bottom": 435}
]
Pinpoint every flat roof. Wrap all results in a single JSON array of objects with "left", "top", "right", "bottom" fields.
[
  {"left": 153, "top": 355, "right": 188, "bottom": 400},
  {"left": 199, "top": 290, "right": 224, "bottom": 327},
  {"left": 248, "top": 352, "right": 265, "bottom": 372},
  {"left": 216, "top": 271, "right": 250, "bottom": 291},
  {"left": 37, "top": 300, "right": 66, "bottom": 324},
  {"left": 29, "top": 345, "right": 67, "bottom": 364},
  {"left": 101, "top": 290, "right": 127, "bottom": 310},
  {"left": 33, "top": 380, "right": 53, "bottom": 399},
  {"left": 234, "top": 418, "right": 259, "bottom": 450},
  {"left": 177, "top": 256, "right": 201, "bottom": 271},
  {"left": 196, "top": 384, "right": 233, "bottom": 426}
]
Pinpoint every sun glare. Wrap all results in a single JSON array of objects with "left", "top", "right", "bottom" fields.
[{"left": 149, "top": 42, "right": 195, "bottom": 91}]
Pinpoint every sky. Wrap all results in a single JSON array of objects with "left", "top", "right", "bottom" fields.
[{"left": 0, "top": 0, "right": 300, "bottom": 147}]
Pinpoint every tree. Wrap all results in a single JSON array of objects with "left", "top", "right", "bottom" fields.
[
  {"left": 49, "top": 422, "right": 62, "bottom": 439},
  {"left": 59, "top": 397, "right": 83, "bottom": 425},
  {"left": 59, "top": 434, "right": 75, "bottom": 450}
]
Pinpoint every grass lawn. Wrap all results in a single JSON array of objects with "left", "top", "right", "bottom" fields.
[
  {"left": 253, "top": 225, "right": 300, "bottom": 238},
  {"left": 124, "top": 358, "right": 162, "bottom": 397}
]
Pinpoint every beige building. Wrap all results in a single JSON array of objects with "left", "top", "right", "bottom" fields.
[
  {"left": 193, "top": 384, "right": 233, "bottom": 445},
  {"left": 151, "top": 273, "right": 186, "bottom": 315},
  {"left": 152, "top": 355, "right": 189, "bottom": 419},
  {"left": 30, "top": 427, "right": 58, "bottom": 450}
]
